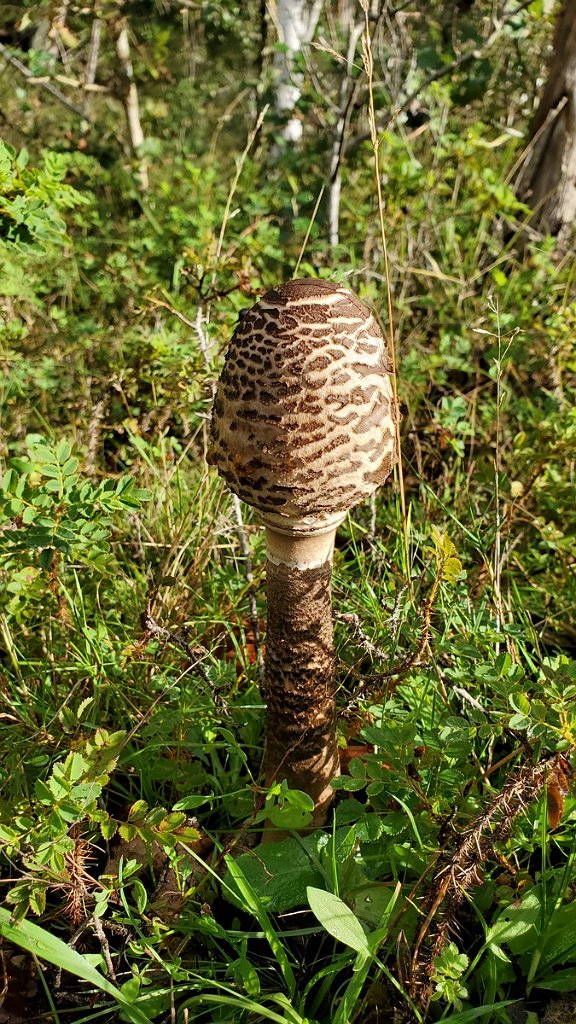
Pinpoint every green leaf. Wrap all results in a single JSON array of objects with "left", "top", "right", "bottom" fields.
[
  {"left": 224, "top": 856, "right": 296, "bottom": 997},
  {"left": 127, "top": 800, "right": 149, "bottom": 821},
  {"left": 70, "top": 782, "right": 102, "bottom": 804},
  {"left": 172, "top": 793, "right": 213, "bottom": 811},
  {"left": 539, "top": 902, "right": 576, "bottom": 972},
  {"left": 31, "top": 445, "right": 57, "bottom": 464},
  {"left": 224, "top": 836, "right": 323, "bottom": 913},
  {"left": 56, "top": 440, "right": 72, "bottom": 462},
  {"left": 534, "top": 968, "right": 576, "bottom": 992},
  {"left": 487, "top": 891, "right": 540, "bottom": 953},
  {"left": 0, "top": 908, "right": 152, "bottom": 1024},
  {"left": 348, "top": 883, "right": 406, "bottom": 929},
  {"left": 39, "top": 548, "right": 55, "bottom": 569},
  {"left": 37, "top": 463, "right": 61, "bottom": 479},
  {"left": 28, "top": 885, "right": 47, "bottom": 916},
  {"left": 442, "top": 555, "right": 463, "bottom": 582},
  {"left": 438, "top": 1003, "right": 518, "bottom": 1022},
  {"left": 100, "top": 818, "right": 118, "bottom": 841},
  {"left": 131, "top": 878, "right": 148, "bottom": 914},
  {"left": 62, "top": 457, "right": 79, "bottom": 477},
  {"left": 33, "top": 780, "right": 54, "bottom": 804},
  {"left": 307, "top": 887, "right": 370, "bottom": 955},
  {"left": 158, "top": 811, "right": 187, "bottom": 832},
  {"left": 330, "top": 777, "right": 366, "bottom": 792},
  {"left": 228, "top": 956, "right": 261, "bottom": 997}
]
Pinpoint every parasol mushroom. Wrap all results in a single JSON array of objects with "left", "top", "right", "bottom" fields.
[{"left": 209, "top": 278, "right": 398, "bottom": 825}]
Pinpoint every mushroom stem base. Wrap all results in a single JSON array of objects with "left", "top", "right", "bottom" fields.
[{"left": 263, "top": 556, "right": 340, "bottom": 827}]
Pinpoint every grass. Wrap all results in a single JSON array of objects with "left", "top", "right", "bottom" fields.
[
  {"left": 1, "top": 44, "right": 576, "bottom": 1024},
  {"left": 2, "top": 344, "right": 575, "bottom": 1020}
]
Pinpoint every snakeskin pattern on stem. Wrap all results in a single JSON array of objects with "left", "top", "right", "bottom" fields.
[
  {"left": 263, "top": 557, "right": 338, "bottom": 824},
  {"left": 209, "top": 278, "right": 397, "bottom": 525}
]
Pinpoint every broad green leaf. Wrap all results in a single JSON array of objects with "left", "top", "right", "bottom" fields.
[
  {"left": 172, "top": 793, "right": 213, "bottom": 811},
  {"left": 55, "top": 440, "right": 72, "bottom": 462},
  {"left": 487, "top": 891, "right": 540, "bottom": 953},
  {"left": 36, "top": 463, "right": 61, "bottom": 479},
  {"left": 131, "top": 878, "right": 148, "bottom": 914},
  {"left": 100, "top": 818, "right": 118, "bottom": 841},
  {"left": 534, "top": 968, "right": 576, "bottom": 992},
  {"left": 307, "top": 887, "right": 370, "bottom": 955},
  {"left": 224, "top": 835, "right": 324, "bottom": 913},
  {"left": 539, "top": 902, "right": 576, "bottom": 972},
  {"left": 228, "top": 956, "right": 261, "bottom": 997},
  {"left": 30, "top": 444, "right": 57, "bottom": 464}
]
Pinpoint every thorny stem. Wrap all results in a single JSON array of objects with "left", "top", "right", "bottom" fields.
[{"left": 408, "top": 750, "right": 574, "bottom": 1012}]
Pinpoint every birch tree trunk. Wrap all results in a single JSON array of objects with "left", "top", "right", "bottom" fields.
[
  {"left": 273, "top": 0, "right": 322, "bottom": 143},
  {"left": 114, "top": 18, "right": 148, "bottom": 191},
  {"left": 515, "top": 0, "right": 576, "bottom": 246},
  {"left": 328, "top": 16, "right": 364, "bottom": 247}
]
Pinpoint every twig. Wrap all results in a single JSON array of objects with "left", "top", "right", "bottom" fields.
[
  {"left": 142, "top": 612, "right": 210, "bottom": 682},
  {"left": 212, "top": 104, "right": 269, "bottom": 279},
  {"left": 193, "top": 305, "right": 216, "bottom": 387},
  {"left": 339, "top": 597, "right": 432, "bottom": 714},
  {"left": 146, "top": 297, "right": 198, "bottom": 333},
  {"left": 360, "top": 2, "right": 410, "bottom": 587},
  {"left": 337, "top": 610, "right": 389, "bottom": 661},
  {"left": 91, "top": 915, "right": 117, "bottom": 984},
  {"left": 0, "top": 40, "right": 94, "bottom": 120}
]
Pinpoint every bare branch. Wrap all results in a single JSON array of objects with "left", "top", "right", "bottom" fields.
[
  {"left": 113, "top": 17, "right": 148, "bottom": 190},
  {"left": 0, "top": 40, "right": 94, "bottom": 121},
  {"left": 85, "top": 11, "right": 102, "bottom": 90}
]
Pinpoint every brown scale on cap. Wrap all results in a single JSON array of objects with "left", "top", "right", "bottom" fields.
[{"left": 209, "top": 278, "right": 397, "bottom": 526}]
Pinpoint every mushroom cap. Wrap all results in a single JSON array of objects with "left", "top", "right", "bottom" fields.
[{"left": 209, "top": 278, "right": 398, "bottom": 531}]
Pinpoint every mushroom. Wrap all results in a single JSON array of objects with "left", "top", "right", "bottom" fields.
[{"left": 209, "top": 278, "right": 398, "bottom": 826}]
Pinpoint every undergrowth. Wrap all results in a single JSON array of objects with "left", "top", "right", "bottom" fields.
[{"left": 1, "top": 8, "right": 576, "bottom": 1021}]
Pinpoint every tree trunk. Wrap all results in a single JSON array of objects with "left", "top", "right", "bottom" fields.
[
  {"left": 114, "top": 18, "right": 148, "bottom": 191},
  {"left": 328, "top": 16, "right": 364, "bottom": 247},
  {"left": 263, "top": 557, "right": 340, "bottom": 826},
  {"left": 516, "top": 0, "right": 576, "bottom": 245},
  {"left": 273, "top": 0, "right": 322, "bottom": 143}
]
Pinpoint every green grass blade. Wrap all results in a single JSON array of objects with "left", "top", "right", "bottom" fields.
[
  {"left": 0, "top": 908, "right": 151, "bottom": 1024},
  {"left": 439, "top": 1000, "right": 518, "bottom": 1022},
  {"left": 224, "top": 854, "right": 297, "bottom": 997}
]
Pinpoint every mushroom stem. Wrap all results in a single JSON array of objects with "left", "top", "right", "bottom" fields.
[{"left": 262, "top": 524, "right": 342, "bottom": 825}]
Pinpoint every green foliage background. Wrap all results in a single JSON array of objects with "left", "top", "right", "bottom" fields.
[{"left": 1, "top": 1, "right": 576, "bottom": 1021}]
